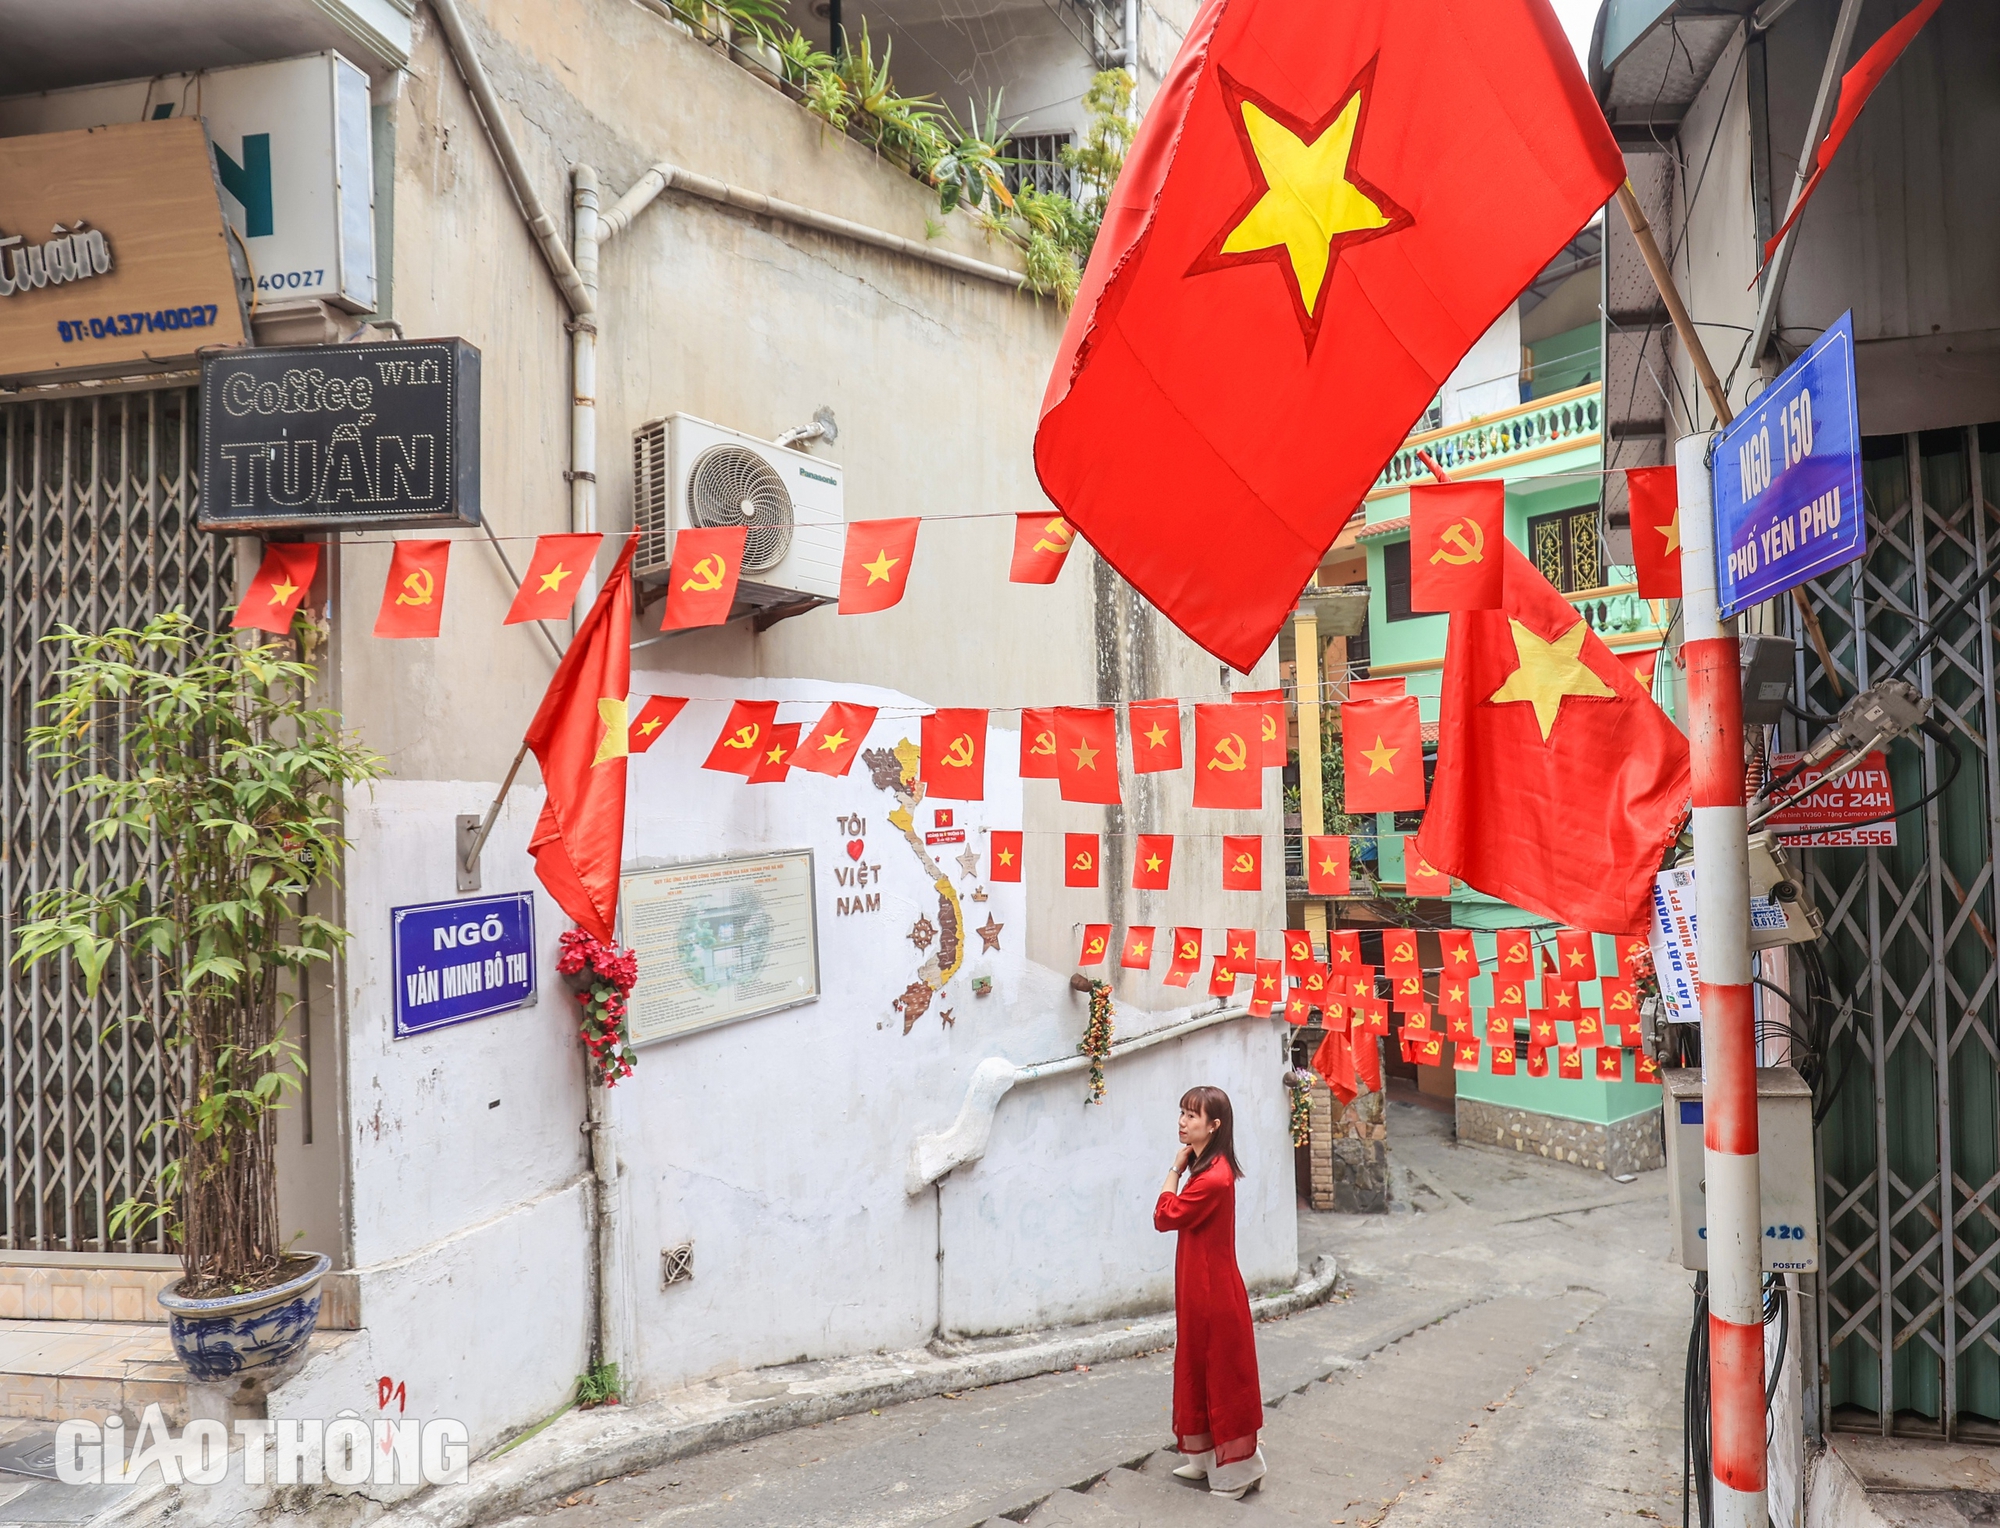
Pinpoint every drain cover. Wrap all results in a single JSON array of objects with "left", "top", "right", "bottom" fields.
[{"left": 0, "top": 1433, "right": 61, "bottom": 1482}]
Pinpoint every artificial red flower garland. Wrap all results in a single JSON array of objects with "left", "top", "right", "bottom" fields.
[{"left": 557, "top": 929, "right": 638, "bottom": 1086}]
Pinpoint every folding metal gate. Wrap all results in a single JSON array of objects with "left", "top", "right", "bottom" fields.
[
  {"left": 0, "top": 387, "right": 225, "bottom": 1253},
  {"left": 1788, "top": 422, "right": 2000, "bottom": 1438}
]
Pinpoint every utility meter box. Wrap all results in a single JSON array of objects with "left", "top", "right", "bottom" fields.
[{"left": 1662, "top": 1066, "right": 1818, "bottom": 1273}]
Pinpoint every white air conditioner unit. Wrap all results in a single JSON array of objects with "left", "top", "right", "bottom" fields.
[{"left": 632, "top": 414, "right": 843, "bottom": 615}]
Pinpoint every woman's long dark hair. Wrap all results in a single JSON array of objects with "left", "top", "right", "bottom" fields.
[{"left": 1180, "top": 1085, "right": 1245, "bottom": 1180}]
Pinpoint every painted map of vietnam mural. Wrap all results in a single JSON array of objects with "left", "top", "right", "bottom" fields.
[{"left": 862, "top": 741, "right": 963, "bottom": 1033}]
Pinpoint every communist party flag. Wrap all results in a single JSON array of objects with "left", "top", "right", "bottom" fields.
[
  {"left": 1495, "top": 928, "right": 1533, "bottom": 979},
  {"left": 233, "top": 542, "right": 320, "bottom": 634},
  {"left": 703, "top": 700, "right": 778, "bottom": 775},
  {"left": 745, "top": 722, "right": 800, "bottom": 783},
  {"left": 1404, "top": 839, "right": 1451, "bottom": 896},
  {"left": 1010, "top": 512, "right": 1076, "bottom": 584},
  {"left": 1208, "top": 956, "right": 1241, "bottom": 996},
  {"left": 1079, "top": 924, "right": 1111, "bottom": 966},
  {"left": 1485, "top": 1011, "right": 1515, "bottom": 1044},
  {"left": 507, "top": 534, "right": 602, "bottom": 624},
  {"left": 1391, "top": 972, "right": 1426, "bottom": 1013},
  {"left": 1133, "top": 834, "right": 1174, "bottom": 890},
  {"left": 1490, "top": 1042, "right": 1518, "bottom": 1077},
  {"left": 1020, "top": 708, "right": 1059, "bottom": 779},
  {"left": 1382, "top": 929, "right": 1418, "bottom": 974},
  {"left": 1222, "top": 835, "right": 1262, "bottom": 891},
  {"left": 1342, "top": 695, "right": 1424, "bottom": 813},
  {"left": 1121, "top": 925, "right": 1156, "bottom": 970},
  {"left": 661, "top": 526, "right": 745, "bottom": 630},
  {"left": 1064, "top": 833, "right": 1100, "bottom": 888},
  {"left": 627, "top": 696, "right": 687, "bottom": 754},
  {"left": 1307, "top": 835, "right": 1350, "bottom": 895},
  {"left": 1416, "top": 538, "right": 1690, "bottom": 933},
  {"left": 522, "top": 540, "right": 637, "bottom": 943},
  {"left": 838, "top": 519, "right": 920, "bottom": 614},
  {"left": 1031, "top": 0, "right": 1622, "bottom": 671},
  {"left": 1283, "top": 929, "right": 1315, "bottom": 979},
  {"left": 1056, "top": 707, "right": 1121, "bottom": 804},
  {"left": 989, "top": 830, "right": 1023, "bottom": 882},
  {"left": 1412, "top": 1035, "right": 1446, "bottom": 1068},
  {"left": 921, "top": 709, "right": 988, "bottom": 800},
  {"left": 1192, "top": 704, "right": 1260, "bottom": 809},
  {"left": 1410, "top": 482, "right": 1504, "bottom": 611},
  {"left": 1164, "top": 928, "right": 1204, "bottom": 986},
  {"left": 1602, "top": 977, "right": 1638, "bottom": 1040},
  {"left": 373, "top": 540, "right": 449, "bottom": 638},
  {"left": 1636, "top": 1052, "right": 1662, "bottom": 1085},
  {"left": 1626, "top": 466, "right": 1682, "bottom": 599},
  {"left": 1558, "top": 1045, "right": 1583, "bottom": 1080},
  {"left": 1555, "top": 928, "right": 1597, "bottom": 980},
  {"left": 795, "top": 702, "right": 876, "bottom": 777},
  {"left": 1129, "top": 700, "right": 1183, "bottom": 772},
  {"left": 1234, "top": 690, "right": 1286, "bottom": 766},
  {"left": 1573, "top": 1007, "right": 1604, "bottom": 1048}
]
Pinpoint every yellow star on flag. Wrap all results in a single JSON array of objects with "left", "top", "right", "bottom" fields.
[
  {"left": 637, "top": 718, "right": 663, "bottom": 738},
  {"left": 1566, "top": 949, "right": 1586, "bottom": 967},
  {"left": 539, "top": 562, "right": 573, "bottom": 594},
  {"left": 1487, "top": 619, "right": 1617, "bottom": 740},
  {"left": 1319, "top": 853, "right": 1340, "bottom": 876},
  {"left": 591, "top": 697, "right": 629, "bottom": 767},
  {"left": 1144, "top": 853, "right": 1164, "bottom": 873},
  {"left": 1070, "top": 738, "right": 1099, "bottom": 770},
  {"left": 1658, "top": 512, "right": 1682, "bottom": 556},
  {"left": 267, "top": 579, "right": 298, "bottom": 605},
  {"left": 1144, "top": 722, "right": 1169, "bottom": 749},
  {"left": 818, "top": 729, "right": 848, "bottom": 754},
  {"left": 1231, "top": 940, "right": 1249, "bottom": 959},
  {"left": 997, "top": 847, "right": 1014, "bottom": 866},
  {"left": 863, "top": 550, "right": 899, "bottom": 585},
  {"left": 765, "top": 742, "right": 787, "bottom": 764},
  {"left": 1554, "top": 989, "right": 1574, "bottom": 1008},
  {"left": 1361, "top": 735, "right": 1399, "bottom": 775},
  {"left": 1130, "top": 940, "right": 1148, "bottom": 959}
]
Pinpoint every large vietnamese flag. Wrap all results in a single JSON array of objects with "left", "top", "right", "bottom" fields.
[
  {"left": 524, "top": 540, "right": 637, "bottom": 943},
  {"left": 1033, "top": 0, "right": 1622, "bottom": 670}
]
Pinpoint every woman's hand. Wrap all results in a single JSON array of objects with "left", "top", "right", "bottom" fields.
[{"left": 1173, "top": 1144, "right": 1195, "bottom": 1174}]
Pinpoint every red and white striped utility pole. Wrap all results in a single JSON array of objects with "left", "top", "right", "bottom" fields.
[{"left": 1676, "top": 434, "right": 1765, "bottom": 1528}]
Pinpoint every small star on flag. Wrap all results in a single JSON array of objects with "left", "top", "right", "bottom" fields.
[
  {"left": 232, "top": 542, "right": 321, "bottom": 634},
  {"left": 627, "top": 695, "right": 689, "bottom": 754},
  {"left": 1129, "top": 699, "right": 1183, "bottom": 773},
  {"left": 988, "top": 830, "right": 1023, "bottom": 883},
  {"left": 838, "top": 518, "right": 920, "bottom": 614},
  {"left": 1132, "top": 834, "right": 1174, "bottom": 891},
  {"left": 507, "top": 534, "right": 604, "bottom": 624},
  {"left": 795, "top": 702, "right": 877, "bottom": 777}
]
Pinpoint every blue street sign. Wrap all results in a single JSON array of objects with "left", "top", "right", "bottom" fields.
[
  {"left": 391, "top": 892, "right": 536, "bottom": 1038},
  {"left": 1713, "top": 311, "right": 1863, "bottom": 618}
]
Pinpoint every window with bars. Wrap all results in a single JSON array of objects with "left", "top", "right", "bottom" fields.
[
  {"left": 1004, "top": 134, "right": 1076, "bottom": 199},
  {"left": 1526, "top": 505, "right": 1602, "bottom": 593}
]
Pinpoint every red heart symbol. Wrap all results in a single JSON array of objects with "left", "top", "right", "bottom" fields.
[{"left": 846, "top": 840, "right": 865, "bottom": 860}]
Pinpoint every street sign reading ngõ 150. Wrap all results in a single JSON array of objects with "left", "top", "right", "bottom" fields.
[
  {"left": 391, "top": 891, "right": 535, "bottom": 1039},
  {"left": 199, "top": 339, "right": 479, "bottom": 531},
  {"left": 1712, "top": 310, "right": 1862, "bottom": 618}
]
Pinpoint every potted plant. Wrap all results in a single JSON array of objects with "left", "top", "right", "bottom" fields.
[{"left": 11, "top": 611, "right": 384, "bottom": 1383}]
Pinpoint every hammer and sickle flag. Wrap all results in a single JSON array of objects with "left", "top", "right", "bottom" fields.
[
  {"left": 1020, "top": 707, "right": 1060, "bottom": 780},
  {"left": 523, "top": 539, "right": 638, "bottom": 944},
  {"left": 1009, "top": 512, "right": 1076, "bottom": 585},
  {"left": 702, "top": 699, "right": 780, "bottom": 776},
  {"left": 921, "top": 708, "right": 989, "bottom": 801},
  {"left": 839, "top": 518, "right": 921, "bottom": 614},
  {"left": 1341, "top": 694, "right": 1424, "bottom": 813},
  {"left": 1411, "top": 482, "right": 1504, "bottom": 611},
  {"left": 1192, "top": 704, "right": 1262, "bottom": 810},
  {"left": 1064, "top": 833, "right": 1101, "bottom": 888},
  {"left": 1495, "top": 928, "right": 1534, "bottom": 978},
  {"left": 1030, "top": 0, "right": 1622, "bottom": 671},
  {"left": 1207, "top": 955, "right": 1241, "bottom": 997},
  {"left": 1404, "top": 837, "right": 1452, "bottom": 896},
  {"left": 373, "top": 539, "right": 451, "bottom": 638},
  {"left": 1164, "top": 927, "right": 1204, "bottom": 987},
  {"left": 661, "top": 526, "right": 746, "bottom": 630},
  {"left": 1222, "top": 835, "right": 1263, "bottom": 891},
  {"left": 507, "top": 533, "right": 604, "bottom": 625},
  {"left": 1079, "top": 924, "right": 1112, "bottom": 967},
  {"left": 1233, "top": 689, "right": 1287, "bottom": 767}
]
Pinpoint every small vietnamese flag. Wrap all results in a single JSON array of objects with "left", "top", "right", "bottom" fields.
[
  {"left": 1283, "top": 991, "right": 1312, "bottom": 1027},
  {"left": 1595, "top": 1047, "right": 1624, "bottom": 1082},
  {"left": 1436, "top": 976, "right": 1471, "bottom": 1014},
  {"left": 1225, "top": 928, "right": 1256, "bottom": 964},
  {"left": 1079, "top": 924, "right": 1111, "bottom": 966},
  {"left": 1233, "top": 689, "right": 1286, "bottom": 767},
  {"left": 1614, "top": 934, "right": 1650, "bottom": 977},
  {"left": 1445, "top": 1011, "right": 1475, "bottom": 1042},
  {"left": 1221, "top": 835, "right": 1262, "bottom": 891},
  {"left": 1495, "top": 929, "right": 1534, "bottom": 978},
  {"left": 1526, "top": 1045, "right": 1551, "bottom": 1078},
  {"left": 1546, "top": 979, "right": 1580, "bottom": 1015},
  {"left": 1555, "top": 928, "right": 1597, "bottom": 979},
  {"left": 921, "top": 709, "right": 988, "bottom": 800},
  {"left": 702, "top": 699, "right": 779, "bottom": 774},
  {"left": 838, "top": 518, "right": 920, "bottom": 613},
  {"left": 1129, "top": 700, "right": 1183, "bottom": 773},
  {"left": 627, "top": 696, "right": 688, "bottom": 753},
  {"left": 1164, "top": 928, "right": 1203, "bottom": 987},
  {"left": 1453, "top": 1040, "right": 1482, "bottom": 1072},
  {"left": 373, "top": 540, "right": 450, "bottom": 638},
  {"left": 746, "top": 722, "right": 801, "bottom": 783},
  {"left": 1529, "top": 1010, "right": 1559, "bottom": 1048},
  {"left": 1020, "top": 708, "right": 1060, "bottom": 779},
  {"left": 1383, "top": 930, "right": 1419, "bottom": 973},
  {"left": 1363, "top": 1002, "right": 1391, "bottom": 1038},
  {"left": 1405, "top": 839, "right": 1451, "bottom": 896},
  {"left": 1491, "top": 1043, "right": 1518, "bottom": 1077},
  {"left": 1120, "top": 925, "right": 1155, "bottom": 970},
  {"left": 1055, "top": 706, "right": 1120, "bottom": 805},
  {"left": 1064, "top": 833, "right": 1100, "bottom": 888},
  {"left": 1009, "top": 512, "right": 1076, "bottom": 584},
  {"left": 1283, "top": 930, "right": 1314, "bottom": 978},
  {"left": 1207, "top": 956, "right": 1240, "bottom": 997},
  {"left": 1327, "top": 930, "right": 1361, "bottom": 970},
  {"left": 795, "top": 702, "right": 877, "bottom": 777},
  {"left": 661, "top": 526, "right": 746, "bottom": 629},
  {"left": 1438, "top": 930, "right": 1479, "bottom": 976},
  {"left": 1132, "top": 835, "right": 1174, "bottom": 890},
  {"left": 1307, "top": 835, "right": 1350, "bottom": 895},
  {"left": 1248, "top": 959, "right": 1283, "bottom": 1015},
  {"left": 1411, "top": 481, "right": 1505, "bottom": 611},
  {"left": 1191, "top": 704, "right": 1260, "bottom": 809},
  {"left": 1626, "top": 467, "right": 1682, "bottom": 599},
  {"left": 989, "top": 830, "right": 1023, "bottom": 882},
  {"left": 1620, "top": 647, "right": 1663, "bottom": 695},
  {"left": 1343, "top": 695, "right": 1424, "bottom": 813},
  {"left": 507, "top": 534, "right": 602, "bottom": 624},
  {"left": 1558, "top": 1045, "right": 1584, "bottom": 1080},
  {"left": 233, "top": 542, "right": 320, "bottom": 634}
]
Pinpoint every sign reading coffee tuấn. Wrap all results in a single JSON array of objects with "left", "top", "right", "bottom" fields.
[
  {"left": 199, "top": 339, "right": 481, "bottom": 530},
  {"left": 0, "top": 117, "right": 249, "bottom": 378}
]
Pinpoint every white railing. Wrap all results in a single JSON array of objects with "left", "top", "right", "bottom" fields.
[{"left": 1375, "top": 383, "right": 1602, "bottom": 491}]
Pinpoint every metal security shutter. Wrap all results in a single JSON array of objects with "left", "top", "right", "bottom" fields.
[
  {"left": 0, "top": 387, "right": 226, "bottom": 1252},
  {"left": 1791, "top": 422, "right": 2000, "bottom": 1439}
]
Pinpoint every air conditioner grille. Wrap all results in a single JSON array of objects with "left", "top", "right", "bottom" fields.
[{"left": 687, "top": 444, "right": 793, "bottom": 571}]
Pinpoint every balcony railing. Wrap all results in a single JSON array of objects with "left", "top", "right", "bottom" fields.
[{"left": 1374, "top": 383, "right": 1601, "bottom": 493}]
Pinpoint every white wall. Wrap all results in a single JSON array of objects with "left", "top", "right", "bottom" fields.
[{"left": 1441, "top": 305, "right": 1524, "bottom": 425}]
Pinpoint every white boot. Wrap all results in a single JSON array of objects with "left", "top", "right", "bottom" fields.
[
  {"left": 1209, "top": 1446, "right": 1267, "bottom": 1499},
  {"left": 1170, "top": 1449, "right": 1214, "bottom": 1481}
]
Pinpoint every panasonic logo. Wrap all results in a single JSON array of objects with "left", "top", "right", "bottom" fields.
[{"left": 797, "top": 467, "right": 838, "bottom": 486}]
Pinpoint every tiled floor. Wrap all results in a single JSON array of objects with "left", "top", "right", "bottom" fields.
[{"left": 0, "top": 1323, "right": 188, "bottom": 1426}]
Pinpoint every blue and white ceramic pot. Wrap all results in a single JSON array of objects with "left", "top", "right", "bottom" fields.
[{"left": 157, "top": 1252, "right": 330, "bottom": 1383}]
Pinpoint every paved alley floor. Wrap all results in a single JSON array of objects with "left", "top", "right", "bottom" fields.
[{"left": 493, "top": 1102, "right": 1693, "bottom": 1527}]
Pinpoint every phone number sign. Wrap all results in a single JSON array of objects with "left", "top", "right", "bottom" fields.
[
  {"left": 1713, "top": 311, "right": 1863, "bottom": 618},
  {"left": 1763, "top": 750, "right": 1897, "bottom": 847}
]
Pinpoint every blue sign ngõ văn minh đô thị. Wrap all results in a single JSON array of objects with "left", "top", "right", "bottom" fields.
[
  {"left": 1711, "top": 310, "right": 1863, "bottom": 618},
  {"left": 391, "top": 892, "right": 536, "bottom": 1038}
]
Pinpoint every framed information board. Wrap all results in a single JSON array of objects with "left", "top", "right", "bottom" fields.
[{"left": 619, "top": 851, "right": 820, "bottom": 1046}]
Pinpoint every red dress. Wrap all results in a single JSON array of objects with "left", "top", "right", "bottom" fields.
[{"left": 1154, "top": 1158, "right": 1262, "bottom": 1464}]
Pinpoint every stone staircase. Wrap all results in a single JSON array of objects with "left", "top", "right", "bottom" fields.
[{"left": 1018, "top": 1450, "right": 1259, "bottom": 1526}]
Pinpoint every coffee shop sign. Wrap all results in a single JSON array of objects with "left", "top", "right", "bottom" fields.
[{"left": 0, "top": 222, "right": 113, "bottom": 296}]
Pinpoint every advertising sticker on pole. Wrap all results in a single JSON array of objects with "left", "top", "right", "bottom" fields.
[
  {"left": 1762, "top": 750, "right": 1897, "bottom": 848},
  {"left": 1711, "top": 310, "right": 1863, "bottom": 618}
]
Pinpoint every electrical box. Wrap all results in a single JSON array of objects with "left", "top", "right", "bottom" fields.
[{"left": 1662, "top": 1066, "right": 1818, "bottom": 1273}]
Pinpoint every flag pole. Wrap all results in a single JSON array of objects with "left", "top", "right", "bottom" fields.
[{"left": 459, "top": 740, "right": 533, "bottom": 888}]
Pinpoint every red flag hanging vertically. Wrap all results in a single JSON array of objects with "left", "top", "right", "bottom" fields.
[
  {"left": 1342, "top": 695, "right": 1424, "bottom": 812},
  {"left": 1626, "top": 466, "right": 1682, "bottom": 599},
  {"left": 233, "top": 542, "right": 321, "bottom": 634},
  {"left": 795, "top": 702, "right": 877, "bottom": 777},
  {"left": 1133, "top": 834, "right": 1175, "bottom": 890},
  {"left": 838, "top": 519, "right": 920, "bottom": 614},
  {"left": 1032, "top": 0, "right": 1623, "bottom": 670},
  {"left": 1065, "top": 834, "right": 1100, "bottom": 887},
  {"left": 1222, "top": 835, "right": 1263, "bottom": 891},
  {"left": 373, "top": 540, "right": 450, "bottom": 638},
  {"left": 1410, "top": 482, "right": 1504, "bottom": 611},
  {"left": 523, "top": 541, "right": 637, "bottom": 944},
  {"left": 1417, "top": 539, "right": 1690, "bottom": 933},
  {"left": 627, "top": 695, "right": 688, "bottom": 753},
  {"left": 1020, "top": 708, "right": 1060, "bottom": 779},
  {"left": 1234, "top": 689, "right": 1286, "bottom": 767},
  {"left": 1307, "top": 835, "right": 1351, "bottom": 895},
  {"left": 1055, "top": 706, "right": 1121, "bottom": 804},
  {"left": 660, "top": 526, "right": 746, "bottom": 630},
  {"left": 1164, "top": 927, "right": 1204, "bottom": 986},
  {"left": 921, "top": 709, "right": 989, "bottom": 800},
  {"left": 989, "top": 830, "right": 1023, "bottom": 882},
  {"left": 507, "top": 534, "right": 602, "bottom": 625},
  {"left": 1009, "top": 512, "right": 1077, "bottom": 584},
  {"left": 1129, "top": 700, "right": 1184, "bottom": 772},
  {"left": 702, "top": 700, "right": 779, "bottom": 775},
  {"left": 1192, "top": 704, "right": 1261, "bottom": 809}
]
